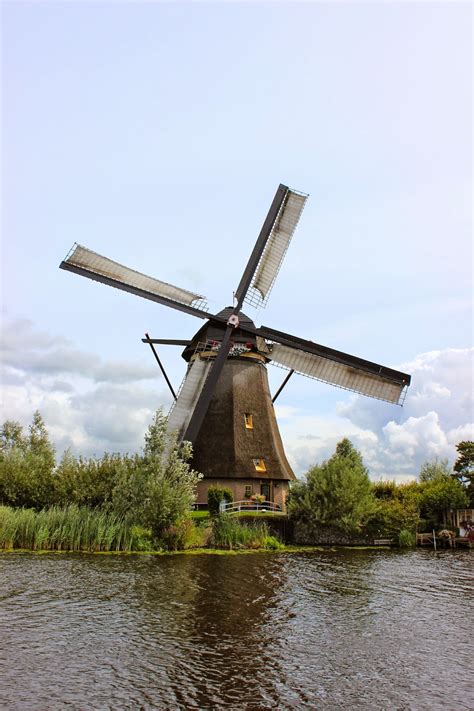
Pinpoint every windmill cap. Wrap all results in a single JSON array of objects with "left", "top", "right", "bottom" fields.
[{"left": 182, "top": 307, "right": 257, "bottom": 361}]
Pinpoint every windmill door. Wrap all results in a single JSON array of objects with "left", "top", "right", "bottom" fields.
[{"left": 260, "top": 483, "right": 271, "bottom": 502}]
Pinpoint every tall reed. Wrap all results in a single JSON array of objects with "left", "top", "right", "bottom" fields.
[
  {"left": 211, "top": 515, "right": 272, "bottom": 549},
  {"left": 398, "top": 528, "right": 416, "bottom": 548},
  {"left": 0, "top": 505, "right": 152, "bottom": 552}
]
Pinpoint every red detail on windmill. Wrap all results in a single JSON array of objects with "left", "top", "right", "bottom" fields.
[{"left": 227, "top": 314, "right": 240, "bottom": 328}]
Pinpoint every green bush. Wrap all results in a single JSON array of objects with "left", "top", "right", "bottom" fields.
[
  {"left": 418, "top": 472, "right": 468, "bottom": 522},
  {"left": 372, "top": 480, "right": 399, "bottom": 500},
  {"left": 159, "top": 517, "right": 205, "bottom": 551},
  {"left": 263, "top": 535, "right": 284, "bottom": 550},
  {"left": 207, "top": 485, "right": 234, "bottom": 517},
  {"left": 365, "top": 497, "right": 420, "bottom": 539},
  {"left": 0, "top": 410, "right": 203, "bottom": 543},
  {"left": 54, "top": 450, "right": 125, "bottom": 508}
]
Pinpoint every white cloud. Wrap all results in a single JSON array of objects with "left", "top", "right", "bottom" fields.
[
  {"left": 0, "top": 319, "right": 172, "bottom": 457},
  {"left": 1, "top": 318, "right": 158, "bottom": 384},
  {"left": 281, "top": 348, "right": 473, "bottom": 480},
  {"left": 1, "top": 320, "right": 472, "bottom": 479}
]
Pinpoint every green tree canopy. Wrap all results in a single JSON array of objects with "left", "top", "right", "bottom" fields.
[
  {"left": 288, "top": 438, "right": 377, "bottom": 533},
  {"left": 419, "top": 458, "right": 451, "bottom": 482},
  {"left": 417, "top": 458, "right": 468, "bottom": 523},
  {"left": 54, "top": 450, "right": 127, "bottom": 508},
  {"left": 454, "top": 441, "right": 474, "bottom": 477},
  {"left": 453, "top": 441, "right": 474, "bottom": 506},
  {"left": 111, "top": 410, "right": 202, "bottom": 537},
  {"left": 0, "top": 420, "right": 26, "bottom": 451},
  {"left": 0, "top": 411, "right": 56, "bottom": 508}
]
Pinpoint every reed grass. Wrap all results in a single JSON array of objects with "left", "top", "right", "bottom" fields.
[
  {"left": 0, "top": 505, "right": 153, "bottom": 552},
  {"left": 398, "top": 528, "right": 416, "bottom": 548},
  {"left": 211, "top": 515, "right": 276, "bottom": 549}
]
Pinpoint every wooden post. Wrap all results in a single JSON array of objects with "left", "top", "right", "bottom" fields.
[{"left": 433, "top": 529, "right": 437, "bottom": 551}]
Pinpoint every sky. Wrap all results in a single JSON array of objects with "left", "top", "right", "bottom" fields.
[{"left": 1, "top": 1, "right": 472, "bottom": 481}]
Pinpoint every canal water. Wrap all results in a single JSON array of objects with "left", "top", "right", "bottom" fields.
[{"left": 0, "top": 549, "right": 472, "bottom": 710}]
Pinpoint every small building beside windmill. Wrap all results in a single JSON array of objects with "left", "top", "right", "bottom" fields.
[{"left": 175, "top": 308, "right": 296, "bottom": 510}]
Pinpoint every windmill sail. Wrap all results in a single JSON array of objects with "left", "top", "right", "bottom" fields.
[
  {"left": 245, "top": 189, "right": 307, "bottom": 308},
  {"left": 167, "top": 357, "right": 212, "bottom": 440},
  {"left": 268, "top": 343, "right": 408, "bottom": 405},
  {"left": 61, "top": 244, "right": 208, "bottom": 311}
]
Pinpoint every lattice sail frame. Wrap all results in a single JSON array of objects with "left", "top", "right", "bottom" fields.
[
  {"left": 166, "top": 349, "right": 213, "bottom": 440},
  {"left": 244, "top": 188, "right": 308, "bottom": 309},
  {"left": 268, "top": 343, "right": 408, "bottom": 405},
  {"left": 63, "top": 243, "right": 208, "bottom": 311}
]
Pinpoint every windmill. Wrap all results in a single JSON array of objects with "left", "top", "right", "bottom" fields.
[{"left": 60, "top": 183, "right": 411, "bottom": 510}]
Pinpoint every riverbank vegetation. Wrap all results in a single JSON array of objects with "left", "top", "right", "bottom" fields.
[
  {"left": 288, "top": 439, "right": 471, "bottom": 546},
  {"left": 0, "top": 411, "right": 286, "bottom": 552},
  {"left": 0, "top": 504, "right": 153, "bottom": 552},
  {"left": 0, "top": 410, "right": 202, "bottom": 551},
  {"left": 210, "top": 516, "right": 283, "bottom": 550},
  {"left": 1, "top": 412, "right": 472, "bottom": 552}
]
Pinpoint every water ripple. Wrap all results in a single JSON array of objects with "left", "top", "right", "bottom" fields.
[{"left": 0, "top": 549, "right": 473, "bottom": 710}]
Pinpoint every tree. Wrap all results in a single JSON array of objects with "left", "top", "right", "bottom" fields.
[
  {"left": 368, "top": 480, "right": 420, "bottom": 537},
  {"left": 29, "top": 411, "right": 55, "bottom": 467},
  {"left": 0, "top": 421, "right": 26, "bottom": 452},
  {"left": 454, "top": 441, "right": 474, "bottom": 479},
  {"left": 54, "top": 450, "right": 126, "bottom": 508},
  {"left": 334, "top": 437, "right": 365, "bottom": 467},
  {"left": 419, "top": 458, "right": 451, "bottom": 482},
  {"left": 0, "top": 412, "right": 56, "bottom": 508},
  {"left": 453, "top": 441, "right": 474, "bottom": 505},
  {"left": 207, "top": 485, "right": 234, "bottom": 516},
  {"left": 111, "top": 410, "right": 202, "bottom": 538},
  {"left": 417, "top": 458, "right": 468, "bottom": 526},
  {"left": 288, "top": 439, "right": 377, "bottom": 533}
]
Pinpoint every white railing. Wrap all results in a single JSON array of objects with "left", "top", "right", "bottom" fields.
[{"left": 221, "top": 500, "right": 282, "bottom": 514}]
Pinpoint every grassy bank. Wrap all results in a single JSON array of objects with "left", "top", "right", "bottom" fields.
[
  {"left": 0, "top": 505, "right": 416, "bottom": 555},
  {"left": 0, "top": 505, "right": 152, "bottom": 552},
  {"left": 0, "top": 505, "right": 285, "bottom": 553}
]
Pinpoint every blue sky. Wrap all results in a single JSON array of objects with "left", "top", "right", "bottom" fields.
[{"left": 2, "top": 1, "right": 472, "bottom": 479}]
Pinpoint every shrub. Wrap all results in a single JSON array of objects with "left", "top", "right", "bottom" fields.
[
  {"left": 0, "top": 410, "right": 203, "bottom": 541},
  {"left": 420, "top": 477, "right": 468, "bottom": 516},
  {"left": 111, "top": 411, "right": 202, "bottom": 537},
  {"left": 207, "top": 485, "right": 234, "bottom": 517},
  {"left": 263, "top": 535, "right": 284, "bottom": 550},
  {"left": 54, "top": 450, "right": 126, "bottom": 508},
  {"left": 372, "top": 480, "right": 399, "bottom": 500},
  {"left": 160, "top": 517, "right": 204, "bottom": 551},
  {"left": 366, "top": 497, "right": 420, "bottom": 539}
]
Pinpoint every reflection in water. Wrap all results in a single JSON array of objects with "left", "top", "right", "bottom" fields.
[
  {"left": 0, "top": 550, "right": 473, "bottom": 710},
  {"left": 131, "top": 555, "right": 287, "bottom": 708}
]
